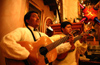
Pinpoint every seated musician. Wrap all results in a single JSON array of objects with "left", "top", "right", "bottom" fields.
[
  {"left": 51, "top": 21, "right": 87, "bottom": 65},
  {"left": 46, "top": 18, "right": 54, "bottom": 37},
  {"left": 0, "top": 11, "right": 73, "bottom": 65}
]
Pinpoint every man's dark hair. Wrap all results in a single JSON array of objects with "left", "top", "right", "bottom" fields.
[
  {"left": 24, "top": 11, "right": 38, "bottom": 26},
  {"left": 61, "top": 21, "right": 72, "bottom": 32}
]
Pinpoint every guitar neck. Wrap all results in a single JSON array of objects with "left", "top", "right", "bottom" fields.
[
  {"left": 46, "top": 35, "right": 69, "bottom": 52},
  {"left": 46, "top": 29, "right": 95, "bottom": 52},
  {"left": 73, "top": 34, "right": 82, "bottom": 43},
  {"left": 73, "top": 29, "right": 94, "bottom": 43}
]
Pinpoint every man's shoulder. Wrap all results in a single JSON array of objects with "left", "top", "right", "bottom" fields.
[
  {"left": 50, "top": 34, "right": 64, "bottom": 40},
  {"left": 57, "top": 33, "right": 66, "bottom": 38},
  {"left": 15, "top": 27, "right": 28, "bottom": 30},
  {"left": 12, "top": 27, "right": 30, "bottom": 33},
  {"left": 39, "top": 32, "right": 48, "bottom": 36}
]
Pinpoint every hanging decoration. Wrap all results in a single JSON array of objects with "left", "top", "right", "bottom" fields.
[{"left": 79, "top": 2, "right": 100, "bottom": 25}]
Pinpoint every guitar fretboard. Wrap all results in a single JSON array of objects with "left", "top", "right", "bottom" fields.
[
  {"left": 46, "top": 29, "right": 95, "bottom": 52},
  {"left": 46, "top": 35, "right": 69, "bottom": 52}
]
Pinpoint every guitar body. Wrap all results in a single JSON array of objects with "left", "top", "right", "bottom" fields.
[
  {"left": 57, "top": 43, "right": 75, "bottom": 60},
  {"left": 57, "top": 52, "right": 68, "bottom": 61},
  {"left": 5, "top": 36, "right": 57, "bottom": 65}
]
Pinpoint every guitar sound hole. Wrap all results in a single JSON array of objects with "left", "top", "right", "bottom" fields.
[{"left": 39, "top": 47, "right": 48, "bottom": 55}]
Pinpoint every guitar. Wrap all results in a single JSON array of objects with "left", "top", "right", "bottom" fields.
[
  {"left": 5, "top": 29, "right": 95, "bottom": 65},
  {"left": 5, "top": 33, "right": 72, "bottom": 65},
  {"left": 57, "top": 29, "right": 96, "bottom": 61}
]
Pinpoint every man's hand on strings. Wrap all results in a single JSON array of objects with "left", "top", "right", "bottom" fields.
[
  {"left": 68, "top": 34, "right": 75, "bottom": 51},
  {"left": 68, "top": 34, "right": 74, "bottom": 44},
  {"left": 80, "top": 33, "right": 87, "bottom": 43}
]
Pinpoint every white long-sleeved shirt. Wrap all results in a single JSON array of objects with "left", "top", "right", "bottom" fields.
[
  {"left": 0, "top": 26, "right": 48, "bottom": 60},
  {"left": 50, "top": 34, "right": 72, "bottom": 55},
  {"left": 50, "top": 34, "right": 87, "bottom": 65},
  {"left": 0, "top": 26, "right": 72, "bottom": 65}
]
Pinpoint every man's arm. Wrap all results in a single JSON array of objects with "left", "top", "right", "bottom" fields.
[
  {"left": 50, "top": 34, "right": 72, "bottom": 54},
  {"left": 0, "top": 28, "right": 30, "bottom": 60}
]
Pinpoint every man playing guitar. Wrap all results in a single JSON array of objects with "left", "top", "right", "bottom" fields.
[{"left": 51, "top": 21, "right": 88, "bottom": 65}]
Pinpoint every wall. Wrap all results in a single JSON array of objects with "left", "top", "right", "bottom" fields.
[
  {"left": 63, "top": 0, "right": 79, "bottom": 22},
  {"left": 0, "top": 0, "right": 55, "bottom": 65},
  {"left": 0, "top": 0, "right": 26, "bottom": 65}
]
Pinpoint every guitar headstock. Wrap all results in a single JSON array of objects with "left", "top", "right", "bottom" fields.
[
  {"left": 84, "top": 29, "right": 96, "bottom": 36},
  {"left": 79, "top": 29, "right": 96, "bottom": 37},
  {"left": 88, "top": 29, "right": 96, "bottom": 34}
]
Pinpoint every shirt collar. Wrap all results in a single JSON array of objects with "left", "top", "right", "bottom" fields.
[{"left": 28, "top": 26, "right": 38, "bottom": 31}]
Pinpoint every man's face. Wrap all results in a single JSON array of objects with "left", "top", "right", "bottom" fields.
[
  {"left": 26, "top": 13, "right": 40, "bottom": 28},
  {"left": 62, "top": 24, "right": 72, "bottom": 35}
]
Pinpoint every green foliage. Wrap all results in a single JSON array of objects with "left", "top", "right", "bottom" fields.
[{"left": 52, "top": 16, "right": 56, "bottom": 22}]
